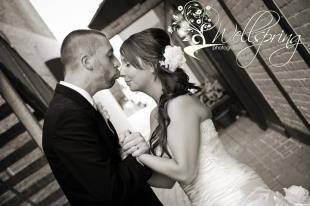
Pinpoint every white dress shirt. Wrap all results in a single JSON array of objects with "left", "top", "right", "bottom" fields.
[{"left": 59, "top": 81, "right": 96, "bottom": 109}]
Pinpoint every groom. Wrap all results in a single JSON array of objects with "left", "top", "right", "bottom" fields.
[{"left": 42, "top": 29, "right": 162, "bottom": 206}]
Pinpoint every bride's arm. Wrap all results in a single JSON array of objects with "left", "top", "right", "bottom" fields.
[
  {"left": 148, "top": 171, "right": 176, "bottom": 188},
  {"left": 138, "top": 96, "right": 201, "bottom": 185}
]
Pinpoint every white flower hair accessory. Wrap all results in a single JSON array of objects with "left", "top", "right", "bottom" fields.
[
  {"left": 159, "top": 45, "right": 186, "bottom": 72},
  {"left": 284, "top": 185, "right": 309, "bottom": 204}
]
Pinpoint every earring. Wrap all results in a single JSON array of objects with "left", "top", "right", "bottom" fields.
[{"left": 113, "top": 64, "right": 119, "bottom": 68}]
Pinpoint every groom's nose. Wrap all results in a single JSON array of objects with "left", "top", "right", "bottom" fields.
[{"left": 112, "top": 56, "right": 121, "bottom": 68}]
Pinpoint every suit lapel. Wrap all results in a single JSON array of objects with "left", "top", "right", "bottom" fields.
[
  {"left": 55, "top": 83, "right": 121, "bottom": 160},
  {"left": 94, "top": 112, "right": 118, "bottom": 143},
  {"left": 107, "top": 119, "right": 117, "bottom": 136},
  {"left": 94, "top": 112, "right": 121, "bottom": 161}
]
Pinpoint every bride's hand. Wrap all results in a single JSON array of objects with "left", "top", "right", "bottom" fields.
[
  {"left": 122, "top": 132, "right": 149, "bottom": 157},
  {"left": 119, "top": 130, "right": 131, "bottom": 160}
]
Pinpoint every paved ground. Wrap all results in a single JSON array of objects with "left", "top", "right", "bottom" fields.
[
  {"left": 153, "top": 116, "right": 310, "bottom": 206},
  {"left": 220, "top": 116, "right": 310, "bottom": 191}
]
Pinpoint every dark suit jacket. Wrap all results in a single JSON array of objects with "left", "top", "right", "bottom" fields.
[{"left": 42, "top": 84, "right": 162, "bottom": 206}]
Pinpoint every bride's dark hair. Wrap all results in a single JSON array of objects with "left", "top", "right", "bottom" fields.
[{"left": 120, "top": 28, "right": 200, "bottom": 158}]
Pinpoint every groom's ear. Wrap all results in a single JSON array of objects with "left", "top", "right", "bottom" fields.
[{"left": 81, "top": 55, "right": 93, "bottom": 71}]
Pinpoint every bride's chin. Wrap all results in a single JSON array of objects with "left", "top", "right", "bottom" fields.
[{"left": 128, "top": 85, "right": 137, "bottom": 91}]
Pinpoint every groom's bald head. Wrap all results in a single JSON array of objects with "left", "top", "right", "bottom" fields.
[{"left": 60, "top": 29, "right": 108, "bottom": 72}]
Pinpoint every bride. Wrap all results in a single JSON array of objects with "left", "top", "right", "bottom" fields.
[{"left": 118, "top": 28, "right": 309, "bottom": 206}]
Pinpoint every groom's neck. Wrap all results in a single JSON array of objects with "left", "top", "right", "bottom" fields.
[{"left": 63, "top": 75, "right": 93, "bottom": 95}]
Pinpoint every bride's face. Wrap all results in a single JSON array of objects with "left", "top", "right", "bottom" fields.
[{"left": 120, "top": 57, "right": 153, "bottom": 92}]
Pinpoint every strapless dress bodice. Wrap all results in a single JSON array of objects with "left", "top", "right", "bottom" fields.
[{"left": 179, "top": 119, "right": 292, "bottom": 206}]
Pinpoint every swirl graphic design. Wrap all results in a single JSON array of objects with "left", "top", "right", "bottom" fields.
[
  {"left": 169, "top": 1, "right": 309, "bottom": 68},
  {"left": 169, "top": 1, "right": 222, "bottom": 59}
]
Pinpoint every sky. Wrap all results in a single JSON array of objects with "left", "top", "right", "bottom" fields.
[
  {"left": 29, "top": 0, "right": 125, "bottom": 60},
  {"left": 30, "top": 0, "right": 103, "bottom": 42}
]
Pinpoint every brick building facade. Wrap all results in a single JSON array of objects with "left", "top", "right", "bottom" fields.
[{"left": 0, "top": 0, "right": 309, "bottom": 205}]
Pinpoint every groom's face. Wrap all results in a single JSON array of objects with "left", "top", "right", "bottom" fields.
[{"left": 91, "top": 38, "right": 120, "bottom": 90}]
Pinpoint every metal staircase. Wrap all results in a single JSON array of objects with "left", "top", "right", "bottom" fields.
[
  {"left": 0, "top": 35, "right": 68, "bottom": 205},
  {"left": 0, "top": 94, "right": 67, "bottom": 205}
]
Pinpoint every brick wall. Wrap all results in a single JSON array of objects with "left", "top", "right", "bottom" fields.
[
  {"left": 274, "top": 0, "right": 310, "bottom": 45},
  {"left": 198, "top": 0, "right": 310, "bottom": 134},
  {"left": 273, "top": 0, "right": 310, "bottom": 121}
]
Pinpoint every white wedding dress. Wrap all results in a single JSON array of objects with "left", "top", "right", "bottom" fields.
[{"left": 177, "top": 119, "right": 310, "bottom": 206}]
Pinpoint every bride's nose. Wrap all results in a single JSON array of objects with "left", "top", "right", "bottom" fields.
[{"left": 119, "top": 64, "right": 126, "bottom": 78}]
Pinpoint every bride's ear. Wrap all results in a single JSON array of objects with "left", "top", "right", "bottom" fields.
[{"left": 147, "top": 64, "right": 155, "bottom": 73}]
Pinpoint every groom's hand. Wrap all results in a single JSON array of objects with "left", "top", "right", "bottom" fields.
[{"left": 122, "top": 132, "right": 149, "bottom": 157}]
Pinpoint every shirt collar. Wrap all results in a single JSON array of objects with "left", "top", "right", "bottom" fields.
[{"left": 59, "top": 81, "right": 95, "bottom": 108}]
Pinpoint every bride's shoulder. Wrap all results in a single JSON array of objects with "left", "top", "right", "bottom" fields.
[
  {"left": 167, "top": 94, "right": 194, "bottom": 108},
  {"left": 167, "top": 94, "right": 209, "bottom": 117}
]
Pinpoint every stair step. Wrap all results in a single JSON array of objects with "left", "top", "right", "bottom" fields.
[
  {"left": 29, "top": 180, "right": 59, "bottom": 204},
  {"left": 0, "top": 112, "right": 19, "bottom": 134},
  {"left": 49, "top": 195, "right": 68, "bottom": 206},
  {"left": 0, "top": 132, "right": 32, "bottom": 162},
  {"left": 7, "top": 148, "right": 43, "bottom": 176},
  {"left": 0, "top": 190, "right": 16, "bottom": 205},
  {"left": 0, "top": 156, "right": 47, "bottom": 189},
  {"left": 16, "top": 173, "right": 54, "bottom": 200},
  {"left": 37, "top": 188, "right": 65, "bottom": 206},
  {"left": 1, "top": 192, "right": 25, "bottom": 206},
  {"left": 0, "top": 140, "right": 37, "bottom": 173},
  {"left": 0, "top": 122, "right": 26, "bottom": 148},
  {"left": 0, "top": 103, "right": 13, "bottom": 121}
]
